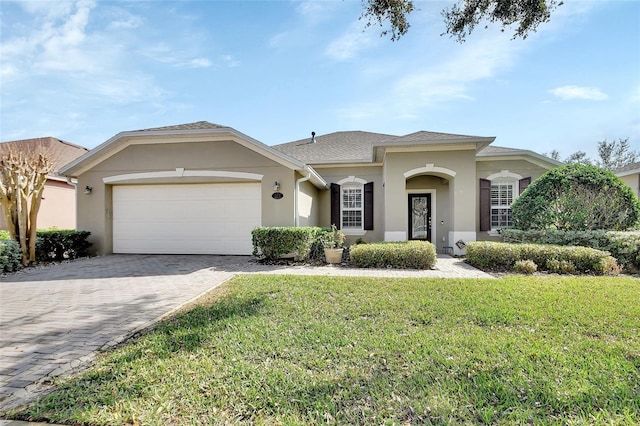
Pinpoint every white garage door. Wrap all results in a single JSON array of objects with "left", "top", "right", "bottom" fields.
[{"left": 113, "top": 183, "right": 261, "bottom": 255}]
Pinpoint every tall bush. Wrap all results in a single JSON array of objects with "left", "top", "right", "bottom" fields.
[
  {"left": 511, "top": 164, "right": 640, "bottom": 231},
  {"left": 252, "top": 227, "right": 327, "bottom": 261},
  {"left": 35, "top": 230, "right": 92, "bottom": 261}
]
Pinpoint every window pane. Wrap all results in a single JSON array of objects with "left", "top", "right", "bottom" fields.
[
  {"left": 343, "top": 210, "right": 362, "bottom": 228},
  {"left": 491, "top": 207, "right": 512, "bottom": 228},
  {"left": 341, "top": 185, "right": 363, "bottom": 229}
]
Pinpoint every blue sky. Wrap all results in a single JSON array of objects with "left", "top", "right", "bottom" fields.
[{"left": 1, "top": 0, "right": 639, "bottom": 159}]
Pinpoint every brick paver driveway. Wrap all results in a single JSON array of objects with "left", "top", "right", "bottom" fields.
[
  {"left": 0, "top": 254, "right": 266, "bottom": 411},
  {"left": 0, "top": 254, "right": 490, "bottom": 412}
]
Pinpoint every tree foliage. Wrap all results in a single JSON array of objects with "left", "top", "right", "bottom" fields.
[
  {"left": 512, "top": 163, "right": 640, "bottom": 231},
  {"left": 543, "top": 138, "right": 638, "bottom": 171},
  {"left": 361, "top": 0, "right": 562, "bottom": 42},
  {"left": 0, "top": 141, "right": 56, "bottom": 265}
]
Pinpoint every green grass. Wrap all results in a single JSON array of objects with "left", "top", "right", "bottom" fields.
[{"left": 9, "top": 275, "right": 640, "bottom": 425}]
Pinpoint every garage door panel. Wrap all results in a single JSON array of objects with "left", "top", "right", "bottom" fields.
[{"left": 113, "top": 183, "right": 261, "bottom": 254}]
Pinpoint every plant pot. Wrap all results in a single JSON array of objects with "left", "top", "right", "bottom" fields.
[{"left": 324, "top": 248, "right": 344, "bottom": 264}]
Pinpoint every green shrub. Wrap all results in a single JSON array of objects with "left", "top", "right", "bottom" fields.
[
  {"left": 252, "top": 227, "right": 327, "bottom": 261},
  {"left": 0, "top": 230, "right": 10, "bottom": 240},
  {"left": 502, "top": 229, "right": 640, "bottom": 269},
  {"left": 466, "top": 241, "right": 619, "bottom": 275},
  {"left": 349, "top": 241, "right": 437, "bottom": 269},
  {"left": 511, "top": 163, "right": 640, "bottom": 231},
  {"left": 35, "top": 230, "right": 92, "bottom": 261},
  {"left": 0, "top": 239, "right": 22, "bottom": 272},
  {"left": 514, "top": 259, "right": 537, "bottom": 274}
]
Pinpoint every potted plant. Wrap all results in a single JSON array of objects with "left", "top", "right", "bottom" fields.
[{"left": 322, "top": 225, "right": 345, "bottom": 264}]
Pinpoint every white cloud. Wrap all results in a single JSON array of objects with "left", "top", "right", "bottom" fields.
[
  {"left": 325, "top": 22, "right": 376, "bottom": 61},
  {"left": 549, "top": 85, "right": 608, "bottom": 101},
  {"left": 188, "top": 58, "right": 213, "bottom": 68}
]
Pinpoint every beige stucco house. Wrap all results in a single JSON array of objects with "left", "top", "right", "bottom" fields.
[
  {"left": 615, "top": 162, "right": 640, "bottom": 198},
  {"left": 0, "top": 137, "right": 88, "bottom": 231},
  {"left": 59, "top": 121, "right": 561, "bottom": 256}
]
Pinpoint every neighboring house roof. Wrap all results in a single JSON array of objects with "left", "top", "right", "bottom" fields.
[
  {"left": 273, "top": 130, "right": 496, "bottom": 164},
  {"left": 0, "top": 137, "right": 88, "bottom": 178},
  {"left": 59, "top": 121, "right": 327, "bottom": 188},
  {"left": 614, "top": 161, "right": 640, "bottom": 177}
]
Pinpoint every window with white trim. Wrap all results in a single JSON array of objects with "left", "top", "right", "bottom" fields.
[
  {"left": 490, "top": 181, "right": 515, "bottom": 229},
  {"left": 341, "top": 184, "right": 363, "bottom": 230}
]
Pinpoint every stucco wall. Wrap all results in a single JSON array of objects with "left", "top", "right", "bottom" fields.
[
  {"left": 0, "top": 179, "right": 76, "bottom": 231},
  {"left": 619, "top": 173, "right": 639, "bottom": 198},
  {"left": 383, "top": 150, "right": 477, "bottom": 246},
  {"left": 311, "top": 165, "right": 384, "bottom": 243},
  {"left": 76, "top": 140, "right": 297, "bottom": 254},
  {"left": 297, "top": 177, "right": 319, "bottom": 227}
]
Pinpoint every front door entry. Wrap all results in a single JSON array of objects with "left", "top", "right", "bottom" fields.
[{"left": 408, "top": 193, "right": 431, "bottom": 241}]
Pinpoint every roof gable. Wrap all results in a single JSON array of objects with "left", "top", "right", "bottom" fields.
[{"left": 59, "top": 121, "right": 327, "bottom": 188}]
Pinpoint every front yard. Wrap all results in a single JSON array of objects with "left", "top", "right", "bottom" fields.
[{"left": 9, "top": 275, "right": 640, "bottom": 425}]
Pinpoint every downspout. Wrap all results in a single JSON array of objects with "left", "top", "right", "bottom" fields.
[{"left": 294, "top": 167, "right": 311, "bottom": 227}]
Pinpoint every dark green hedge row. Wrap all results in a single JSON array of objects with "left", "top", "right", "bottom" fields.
[
  {"left": 36, "top": 230, "right": 92, "bottom": 261},
  {"left": 251, "top": 227, "right": 330, "bottom": 261},
  {"left": 502, "top": 229, "right": 640, "bottom": 269},
  {"left": 0, "top": 239, "right": 22, "bottom": 273},
  {"left": 466, "top": 241, "right": 620, "bottom": 275},
  {"left": 350, "top": 241, "right": 437, "bottom": 269}
]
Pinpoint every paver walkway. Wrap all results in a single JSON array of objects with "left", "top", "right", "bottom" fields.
[{"left": 0, "top": 254, "right": 491, "bottom": 413}]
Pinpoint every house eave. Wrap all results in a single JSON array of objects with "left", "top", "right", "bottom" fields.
[
  {"left": 59, "top": 127, "right": 328, "bottom": 188},
  {"left": 476, "top": 152, "right": 563, "bottom": 169}
]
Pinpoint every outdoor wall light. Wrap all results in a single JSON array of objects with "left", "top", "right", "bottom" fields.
[
  {"left": 84, "top": 185, "right": 93, "bottom": 195},
  {"left": 273, "top": 181, "right": 280, "bottom": 191}
]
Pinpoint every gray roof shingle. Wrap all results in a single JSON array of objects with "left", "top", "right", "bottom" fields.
[
  {"left": 273, "top": 130, "right": 493, "bottom": 164},
  {"left": 132, "top": 121, "right": 226, "bottom": 132},
  {"left": 273, "top": 131, "right": 398, "bottom": 163}
]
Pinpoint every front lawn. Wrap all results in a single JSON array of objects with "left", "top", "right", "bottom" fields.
[{"left": 9, "top": 275, "right": 640, "bottom": 425}]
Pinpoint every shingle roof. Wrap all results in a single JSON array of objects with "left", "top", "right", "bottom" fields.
[
  {"left": 132, "top": 121, "right": 226, "bottom": 132},
  {"left": 273, "top": 131, "right": 398, "bottom": 163},
  {"left": 273, "top": 130, "right": 493, "bottom": 164},
  {"left": 477, "top": 145, "right": 526, "bottom": 156},
  {"left": 0, "top": 137, "right": 88, "bottom": 174}
]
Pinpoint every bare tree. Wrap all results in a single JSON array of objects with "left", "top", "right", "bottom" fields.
[
  {"left": 596, "top": 138, "right": 638, "bottom": 171},
  {"left": 0, "top": 141, "right": 57, "bottom": 265}
]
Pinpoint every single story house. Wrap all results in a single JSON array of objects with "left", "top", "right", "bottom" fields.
[
  {"left": 615, "top": 162, "right": 640, "bottom": 198},
  {"left": 0, "top": 137, "right": 88, "bottom": 231},
  {"left": 59, "top": 121, "right": 562, "bottom": 256}
]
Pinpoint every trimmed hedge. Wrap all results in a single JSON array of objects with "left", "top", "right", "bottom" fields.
[
  {"left": 466, "top": 241, "right": 620, "bottom": 275},
  {"left": 0, "top": 239, "right": 22, "bottom": 273},
  {"left": 349, "top": 241, "right": 437, "bottom": 269},
  {"left": 502, "top": 229, "right": 640, "bottom": 269},
  {"left": 0, "top": 230, "right": 10, "bottom": 240},
  {"left": 35, "top": 230, "right": 92, "bottom": 261},
  {"left": 252, "top": 227, "right": 329, "bottom": 261}
]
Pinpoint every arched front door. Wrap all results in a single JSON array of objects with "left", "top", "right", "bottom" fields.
[{"left": 408, "top": 193, "right": 431, "bottom": 241}]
